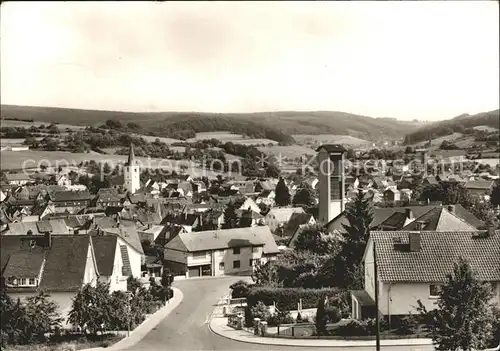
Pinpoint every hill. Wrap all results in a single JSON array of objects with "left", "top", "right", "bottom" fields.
[
  {"left": 1, "top": 105, "right": 427, "bottom": 142},
  {"left": 404, "top": 109, "right": 500, "bottom": 145}
]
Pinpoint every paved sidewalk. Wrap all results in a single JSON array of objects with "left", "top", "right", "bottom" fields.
[
  {"left": 82, "top": 287, "right": 184, "bottom": 351},
  {"left": 209, "top": 304, "right": 434, "bottom": 348}
]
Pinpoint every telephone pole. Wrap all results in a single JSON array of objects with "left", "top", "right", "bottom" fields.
[{"left": 374, "top": 241, "right": 381, "bottom": 351}]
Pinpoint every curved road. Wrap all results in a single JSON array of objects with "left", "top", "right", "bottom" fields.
[{"left": 126, "top": 276, "right": 433, "bottom": 351}]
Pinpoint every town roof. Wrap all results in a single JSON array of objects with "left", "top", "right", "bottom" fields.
[
  {"left": 464, "top": 180, "right": 494, "bottom": 190},
  {"left": 370, "top": 230, "right": 500, "bottom": 283},
  {"left": 316, "top": 144, "right": 347, "bottom": 153},
  {"left": 92, "top": 235, "right": 117, "bottom": 276},
  {"left": 283, "top": 212, "right": 313, "bottom": 237},
  {"left": 402, "top": 207, "right": 478, "bottom": 231},
  {"left": 2, "top": 249, "right": 46, "bottom": 279},
  {"left": 49, "top": 190, "right": 92, "bottom": 202},
  {"left": 166, "top": 226, "right": 279, "bottom": 254},
  {"left": 102, "top": 225, "right": 144, "bottom": 255},
  {"left": 4, "top": 173, "right": 31, "bottom": 181},
  {"left": 267, "top": 207, "right": 306, "bottom": 223},
  {"left": 39, "top": 235, "right": 93, "bottom": 292}
]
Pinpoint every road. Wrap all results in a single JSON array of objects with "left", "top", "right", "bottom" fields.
[{"left": 126, "top": 276, "right": 434, "bottom": 351}]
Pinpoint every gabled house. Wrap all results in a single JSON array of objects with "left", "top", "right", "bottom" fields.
[
  {"left": 4, "top": 173, "right": 32, "bottom": 186},
  {"left": 92, "top": 235, "right": 128, "bottom": 292},
  {"left": 255, "top": 190, "right": 275, "bottom": 206},
  {"left": 94, "top": 188, "right": 122, "bottom": 209},
  {"left": 264, "top": 207, "right": 306, "bottom": 233},
  {"left": 464, "top": 180, "right": 494, "bottom": 198},
  {"left": 352, "top": 229, "right": 500, "bottom": 321},
  {"left": 1, "top": 234, "right": 100, "bottom": 324},
  {"left": 164, "top": 226, "right": 279, "bottom": 278},
  {"left": 286, "top": 213, "right": 317, "bottom": 248},
  {"left": 383, "top": 188, "right": 401, "bottom": 203},
  {"left": 47, "top": 190, "right": 92, "bottom": 213}
]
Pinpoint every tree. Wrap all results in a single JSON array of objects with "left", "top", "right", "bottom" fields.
[
  {"left": 274, "top": 177, "right": 291, "bottom": 207},
  {"left": 223, "top": 201, "right": 239, "bottom": 229},
  {"left": 404, "top": 146, "right": 414, "bottom": 154},
  {"left": 491, "top": 182, "right": 500, "bottom": 208},
  {"left": 292, "top": 186, "right": 316, "bottom": 207},
  {"left": 417, "top": 258, "right": 494, "bottom": 351},
  {"left": 265, "top": 163, "right": 281, "bottom": 178},
  {"left": 294, "top": 224, "right": 342, "bottom": 256},
  {"left": 68, "top": 282, "right": 112, "bottom": 335},
  {"left": 23, "top": 291, "right": 62, "bottom": 342},
  {"left": 338, "top": 189, "right": 374, "bottom": 288},
  {"left": 230, "top": 280, "right": 251, "bottom": 298}
]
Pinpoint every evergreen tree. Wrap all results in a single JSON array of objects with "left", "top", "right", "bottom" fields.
[
  {"left": 294, "top": 224, "right": 342, "bottom": 256},
  {"left": 292, "top": 185, "right": 316, "bottom": 207},
  {"left": 337, "top": 189, "right": 374, "bottom": 288},
  {"left": 275, "top": 177, "right": 291, "bottom": 207},
  {"left": 223, "top": 201, "right": 239, "bottom": 228},
  {"left": 417, "top": 257, "right": 494, "bottom": 351}
]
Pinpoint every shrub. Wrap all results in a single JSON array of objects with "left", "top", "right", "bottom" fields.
[
  {"left": 296, "top": 312, "right": 303, "bottom": 323},
  {"left": 230, "top": 280, "right": 251, "bottom": 298},
  {"left": 396, "top": 314, "right": 418, "bottom": 336},
  {"left": 325, "top": 306, "right": 342, "bottom": 324},
  {"left": 249, "top": 301, "right": 271, "bottom": 322},
  {"left": 267, "top": 310, "right": 295, "bottom": 327},
  {"left": 247, "top": 287, "right": 341, "bottom": 312},
  {"left": 315, "top": 295, "right": 327, "bottom": 336},
  {"left": 334, "top": 319, "right": 378, "bottom": 337}
]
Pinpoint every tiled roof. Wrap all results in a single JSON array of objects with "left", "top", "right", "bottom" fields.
[
  {"left": 92, "top": 235, "right": 117, "bottom": 276},
  {"left": 120, "top": 245, "right": 132, "bottom": 276},
  {"left": 5, "top": 173, "right": 31, "bottom": 181},
  {"left": 380, "top": 212, "right": 408, "bottom": 230},
  {"left": 49, "top": 190, "right": 92, "bottom": 202},
  {"left": 64, "top": 216, "right": 84, "bottom": 229},
  {"left": 267, "top": 207, "right": 306, "bottom": 223},
  {"left": 39, "top": 236, "right": 92, "bottom": 292},
  {"left": 167, "top": 226, "right": 279, "bottom": 254},
  {"left": 402, "top": 207, "right": 478, "bottom": 231},
  {"left": 316, "top": 144, "right": 347, "bottom": 153},
  {"left": 283, "top": 212, "right": 313, "bottom": 237},
  {"left": 103, "top": 225, "right": 144, "bottom": 255},
  {"left": 370, "top": 230, "right": 500, "bottom": 283},
  {"left": 464, "top": 180, "right": 494, "bottom": 190},
  {"left": 2, "top": 249, "right": 46, "bottom": 278}
]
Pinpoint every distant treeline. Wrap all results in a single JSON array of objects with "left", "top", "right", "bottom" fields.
[{"left": 404, "top": 110, "right": 499, "bottom": 145}]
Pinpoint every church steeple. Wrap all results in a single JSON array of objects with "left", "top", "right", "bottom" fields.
[{"left": 127, "top": 143, "right": 136, "bottom": 166}]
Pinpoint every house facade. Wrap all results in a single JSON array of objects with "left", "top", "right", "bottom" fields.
[
  {"left": 164, "top": 226, "right": 279, "bottom": 278},
  {"left": 352, "top": 230, "right": 500, "bottom": 322}
]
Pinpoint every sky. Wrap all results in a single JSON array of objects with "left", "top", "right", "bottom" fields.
[{"left": 1, "top": 1, "right": 499, "bottom": 120}]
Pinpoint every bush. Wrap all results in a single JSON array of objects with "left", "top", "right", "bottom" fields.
[
  {"left": 296, "top": 312, "right": 303, "bottom": 323},
  {"left": 325, "top": 306, "right": 342, "bottom": 324},
  {"left": 334, "top": 319, "right": 378, "bottom": 337},
  {"left": 267, "top": 310, "right": 295, "bottom": 327},
  {"left": 396, "top": 314, "right": 418, "bottom": 335},
  {"left": 230, "top": 280, "right": 251, "bottom": 298},
  {"left": 247, "top": 287, "right": 341, "bottom": 312},
  {"left": 249, "top": 301, "right": 271, "bottom": 322}
]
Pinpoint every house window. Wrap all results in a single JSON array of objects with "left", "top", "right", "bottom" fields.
[
  {"left": 233, "top": 260, "right": 240, "bottom": 269},
  {"left": 429, "top": 284, "right": 442, "bottom": 298},
  {"left": 20, "top": 278, "right": 26, "bottom": 286},
  {"left": 252, "top": 247, "right": 259, "bottom": 253},
  {"left": 29, "top": 278, "right": 35, "bottom": 286},
  {"left": 219, "top": 262, "right": 224, "bottom": 270},
  {"left": 249, "top": 259, "right": 254, "bottom": 266},
  {"left": 233, "top": 247, "right": 240, "bottom": 255}
]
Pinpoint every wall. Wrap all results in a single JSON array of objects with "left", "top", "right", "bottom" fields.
[
  {"left": 165, "top": 248, "right": 187, "bottom": 264},
  {"left": 364, "top": 241, "right": 376, "bottom": 302},
  {"left": 83, "top": 243, "right": 97, "bottom": 285}
]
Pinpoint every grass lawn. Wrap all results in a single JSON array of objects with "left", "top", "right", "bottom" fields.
[{"left": 4, "top": 333, "right": 124, "bottom": 351}]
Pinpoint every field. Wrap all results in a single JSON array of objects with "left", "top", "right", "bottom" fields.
[
  {"left": 187, "top": 131, "right": 279, "bottom": 145},
  {"left": 258, "top": 145, "right": 316, "bottom": 158},
  {"left": 292, "top": 134, "right": 372, "bottom": 147},
  {"left": 473, "top": 125, "right": 499, "bottom": 132},
  {"left": 0, "top": 150, "right": 222, "bottom": 178}
]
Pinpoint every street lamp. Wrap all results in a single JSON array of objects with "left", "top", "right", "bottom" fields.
[{"left": 125, "top": 291, "right": 133, "bottom": 337}]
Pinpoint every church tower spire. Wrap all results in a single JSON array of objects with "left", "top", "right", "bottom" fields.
[{"left": 123, "top": 143, "right": 140, "bottom": 194}]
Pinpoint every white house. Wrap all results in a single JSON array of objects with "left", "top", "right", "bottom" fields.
[
  {"left": 4, "top": 173, "right": 32, "bottom": 186},
  {"left": 93, "top": 235, "right": 129, "bottom": 292},
  {"left": 164, "top": 226, "right": 279, "bottom": 278},
  {"left": 352, "top": 229, "right": 500, "bottom": 323},
  {"left": 264, "top": 207, "right": 305, "bottom": 233}
]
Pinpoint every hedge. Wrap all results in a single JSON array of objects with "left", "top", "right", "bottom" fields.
[{"left": 247, "top": 287, "right": 342, "bottom": 312}]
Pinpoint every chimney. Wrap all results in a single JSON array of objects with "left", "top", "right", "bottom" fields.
[
  {"left": 416, "top": 220, "right": 426, "bottom": 231},
  {"left": 408, "top": 232, "right": 421, "bottom": 252},
  {"left": 405, "top": 208, "right": 414, "bottom": 220},
  {"left": 44, "top": 232, "right": 52, "bottom": 248},
  {"left": 447, "top": 205, "right": 455, "bottom": 214}
]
